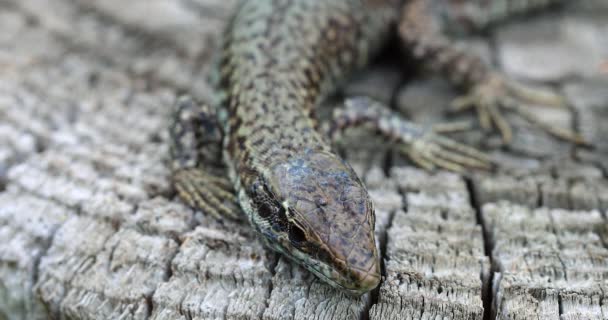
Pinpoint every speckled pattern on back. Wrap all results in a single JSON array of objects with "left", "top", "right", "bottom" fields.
[
  {"left": 172, "top": 0, "right": 570, "bottom": 295},
  {"left": 215, "top": 0, "right": 401, "bottom": 295}
]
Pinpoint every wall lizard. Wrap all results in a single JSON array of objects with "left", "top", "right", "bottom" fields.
[{"left": 169, "top": 0, "right": 585, "bottom": 295}]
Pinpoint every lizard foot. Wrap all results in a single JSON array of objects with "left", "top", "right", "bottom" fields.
[
  {"left": 398, "top": 126, "right": 492, "bottom": 173},
  {"left": 451, "top": 74, "right": 588, "bottom": 145},
  {"left": 173, "top": 168, "right": 243, "bottom": 221},
  {"left": 169, "top": 96, "right": 243, "bottom": 221},
  {"left": 329, "top": 97, "right": 493, "bottom": 173}
]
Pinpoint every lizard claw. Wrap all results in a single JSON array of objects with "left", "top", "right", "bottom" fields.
[
  {"left": 329, "top": 96, "right": 493, "bottom": 173},
  {"left": 450, "top": 74, "right": 588, "bottom": 145},
  {"left": 400, "top": 130, "right": 494, "bottom": 173}
]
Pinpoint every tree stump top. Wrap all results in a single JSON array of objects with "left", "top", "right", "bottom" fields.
[{"left": 1, "top": 1, "right": 607, "bottom": 319}]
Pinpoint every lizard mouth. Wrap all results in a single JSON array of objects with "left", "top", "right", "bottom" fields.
[
  {"left": 295, "top": 252, "right": 381, "bottom": 295},
  {"left": 314, "top": 264, "right": 380, "bottom": 295},
  {"left": 268, "top": 238, "right": 381, "bottom": 295}
]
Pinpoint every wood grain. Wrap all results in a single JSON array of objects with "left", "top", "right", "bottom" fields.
[{"left": 1, "top": 1, "right": 607, "bottom": 319}]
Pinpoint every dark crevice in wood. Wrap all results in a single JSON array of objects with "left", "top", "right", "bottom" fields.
[
  {"left": 536, "top": 179, "right": 544, "bottom": 208},
  {"left": 261, "top": 254, "right": 279, "bottom": 315},
  {"left": 382, "top": 150, "right": 393, "bottom": 180},
  {"left": 465, "top": 177, "right": 494, "bottom": 320},
  {"left": 366, "top": 208, "right": 397, "bottom": 318},
  {"left": 466, "top": 177, "right": 491, "bottom": 258},
  {"left": 144, "top": 294, "right": 154, "bottom": 320},
  {"left": 379, "top": 210, "right": 397, "bottom": 277}
]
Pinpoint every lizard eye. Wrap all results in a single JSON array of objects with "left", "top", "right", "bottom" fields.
[{"left": 257, "top": 200, "right": 274, "bottom": 219}]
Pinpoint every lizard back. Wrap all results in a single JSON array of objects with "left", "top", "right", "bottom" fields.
[{"left": 217, "top": 0, "right": 400, "bottom": 294}]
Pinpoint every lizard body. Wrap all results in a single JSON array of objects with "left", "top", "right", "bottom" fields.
[
  {"left": 218, "top": 0, "right": 400, "bottom": 294},
  {"left": 171, "top": 0, "right": 578, "bottom": 295}
]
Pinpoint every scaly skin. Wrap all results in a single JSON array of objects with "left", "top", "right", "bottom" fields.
[
  {"left": 171, "top": 0, "right": 578, "bottom": 296},
  {"left": 218, "top": 0, "right": 401, "bottom": 295}
]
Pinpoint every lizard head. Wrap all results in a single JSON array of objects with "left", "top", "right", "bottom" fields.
[{"left": 247, "top": 148, "right": 380, "bottom": 295}]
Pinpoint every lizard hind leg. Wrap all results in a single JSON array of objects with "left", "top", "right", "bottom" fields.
[
  {"left": 169, "top": 96, "right": 242, "bottom": 221},
  {"left": 401, "top": 0, "right": 587, "bottom": 146},
  {"left": 327, "top": 96, "right": 493, "bottom": 173}
]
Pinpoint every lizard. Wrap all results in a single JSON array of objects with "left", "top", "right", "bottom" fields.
[{"left": 169, "top": 0, "right": 585, "bottom": 295}]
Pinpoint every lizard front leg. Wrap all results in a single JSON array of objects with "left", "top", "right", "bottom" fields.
[
  {"left": 327, "top": 97, "right": 492, "bottom": 173},
  {"left": 169, "top": 96, "right": 242, "bottom": 221},
  {"left": 400, "top": 0, "right": 586, "bottom": 145}
]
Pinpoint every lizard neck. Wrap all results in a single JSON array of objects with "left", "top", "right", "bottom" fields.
[
  {"left": 218, "top": 0, "right": 398, "bottom": 185},
  {"left": 224, "top": 74, "right": 330, "bottom": 188},
  {"left": 212, "top": 0, "right": 402, "bottom": 295}
]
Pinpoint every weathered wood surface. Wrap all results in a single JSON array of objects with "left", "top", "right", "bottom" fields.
[{"left": 1, "top": 1, "right": 607, "bottom": 319}]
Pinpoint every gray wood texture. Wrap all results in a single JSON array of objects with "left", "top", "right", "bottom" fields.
[{"left": 1, "top": 1, "right": 607, "bottom": 319}]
